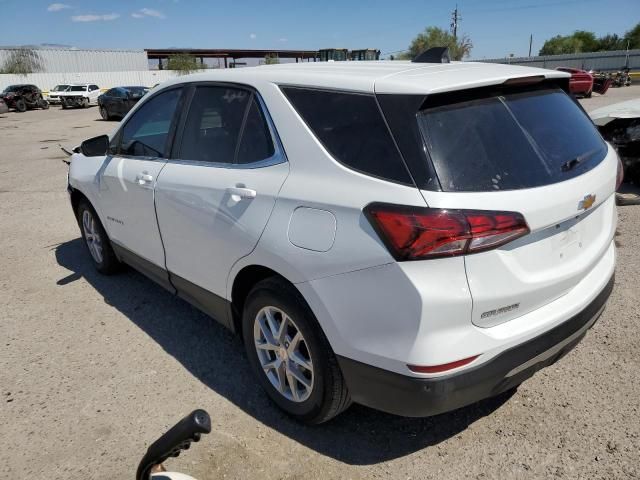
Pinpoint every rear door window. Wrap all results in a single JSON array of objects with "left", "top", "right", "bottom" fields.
[
  {"left": 417, "top": 88, "right": 607, "bottom": 191},
  {"left": 282, "top": 87, "right": 413, "bottom": 185},
  {"left": 178, "top": 86, "right": 250, "bottom": 164},
  {"left": 236, "top": 98, "right": 275, "bottom": 164}
]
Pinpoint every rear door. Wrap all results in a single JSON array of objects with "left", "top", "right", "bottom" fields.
[
  {"left": 415, "top": 87, "right": 617, "bottom": 327},
  {"left": 154, "top": 84, "right": 288, "bottom": 317}
]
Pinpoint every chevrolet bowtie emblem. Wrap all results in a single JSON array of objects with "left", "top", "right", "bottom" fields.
[{"left": 578, "top": 194, "right": 596, "bottom": 211}]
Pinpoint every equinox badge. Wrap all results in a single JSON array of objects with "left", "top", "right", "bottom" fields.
[{"left": 578, "top": 194, "right": 596, "bottom": 211}]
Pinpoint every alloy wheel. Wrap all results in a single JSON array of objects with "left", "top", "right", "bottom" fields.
[
  {"left": 82, "top": 209, "right": 103, "bottom": 264},
  {"left": 253, "top": 306, "right": 314, "bottom": 402}
]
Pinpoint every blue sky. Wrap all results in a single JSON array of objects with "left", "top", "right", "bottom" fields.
[{"left": 2, "top": 0, "right": 639, "bottom": 59}]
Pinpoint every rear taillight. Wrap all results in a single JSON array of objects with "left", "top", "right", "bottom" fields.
[
  {"left": 616, "top": 155, "right": 624, "bottom": 191},
  {"left": 364, "top": 203, "right": 530, "bottom": 261}
]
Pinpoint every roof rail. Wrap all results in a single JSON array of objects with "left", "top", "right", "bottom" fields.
[{"left": 412, "top": 47, "right": 451, "bottom": 64}]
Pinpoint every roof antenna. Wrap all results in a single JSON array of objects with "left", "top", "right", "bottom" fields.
[{"left": 412, "top": 47, "right": 451, "bottom": 64}]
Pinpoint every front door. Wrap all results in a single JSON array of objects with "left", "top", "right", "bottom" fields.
[
  {"left": 154, "top": 85, "right": 289, "bottom": 321},
  {"left": 98, "top": 86, "right": 184, "bottom": 286}
]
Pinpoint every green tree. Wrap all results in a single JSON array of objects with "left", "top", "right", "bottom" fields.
[
  {"left": 597, "top": 34, "right": 624, "bottom": 51},
  {"left": 623, "top": 22, "right": 640, "bottom": 49},
  {"left": 539, "top": 24, "right": 640, "bottom": 55},
  {"left": 401, "top": 26, "right": 473, "bottom": 61},
  {"left": 166, "top": 53, "right": 205, "bottom": 74},
  {"left": 264, "top": 53, "right": 279, "bottom": 65},
  {"left": 572, "top": 30, "right": 599, "bottom": 52},
  {"left": 539, "top": 34, "right": 585, "bottom": 55},
  {"left": 0, "top": 48, "right": 44, "bottom": 75}
]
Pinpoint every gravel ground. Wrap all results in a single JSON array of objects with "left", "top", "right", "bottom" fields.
[{"left": 1, "top": 86, "right": 639, "bottom": 480}]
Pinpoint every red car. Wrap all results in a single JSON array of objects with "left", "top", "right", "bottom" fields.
[{"left": 556, "top": 67, "right": 594, "bottom": 97}]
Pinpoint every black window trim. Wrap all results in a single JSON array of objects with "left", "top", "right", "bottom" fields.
[
  {"left": 279, "top": 84, "right": 417, "bottom": 188},
  {"left": 168, "top": 81, "right": 287, "bottom": 170},
  {"left": 111, "top": 85, "right": 186, "bottom": 162}
]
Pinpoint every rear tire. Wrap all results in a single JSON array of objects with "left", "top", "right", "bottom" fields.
[
  {"left": 584, "top": 89, "right": 592, "bottom": 98},
  {"left": 82, "top": 98, "right": 89, "bottom": 108},
  {"left": 15, "top": 99, "right": 26, "bottom": 112},
  {"left": 76, "top": 200, "right": 121, "bottom": 275},
  {"left": 242, "top": 277, "right": 351, "bottom": 424}
]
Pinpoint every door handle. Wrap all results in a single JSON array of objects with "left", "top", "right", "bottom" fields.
[
  {"left": 136, "top": 173, "right": 154, "bottom": 185},
  {"left": 227, "top": 186, "right": 256, "bottom": 200}
]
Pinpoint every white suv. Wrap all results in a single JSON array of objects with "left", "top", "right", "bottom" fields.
[
  {"left": 59, "top": 83, "right": 101, "bottom": 108},
  {"left": 68, "top": 56, "right": 619, "bottom": 423}
]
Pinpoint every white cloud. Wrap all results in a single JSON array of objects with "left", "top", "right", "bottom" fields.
[
  {"left": 138, "top": 8, "right": 166, "bottom": 18},
  {"left": 249, "top": 33, "right": 257, "bottom": 40},
  {"left": 131, "top": 12, "right": 144, "bottom": 18},
  {"left": 71, "top": 13, "right": 120, "bottom": 22},
  {"left": 278, "top": 38, "right": 288, "bottom": 43},
  {"left": 48, "top": 3, "right": 70, "bottom": 12}
]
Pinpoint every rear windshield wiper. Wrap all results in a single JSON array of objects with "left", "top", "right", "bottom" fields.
[
  {"left": 561, "top": 148, "right": 601, "bottom": 172},
  {"left": 561, "top": 157, "right": 581, "bottom": 172}
]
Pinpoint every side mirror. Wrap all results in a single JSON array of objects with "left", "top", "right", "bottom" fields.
[{"left": 80, "top": 134, "right": 109, "bottom": 157}]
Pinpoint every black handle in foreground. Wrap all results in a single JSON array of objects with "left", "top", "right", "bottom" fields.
[{"left": 136, "top": 409, "right": 212, "bottom": 480}]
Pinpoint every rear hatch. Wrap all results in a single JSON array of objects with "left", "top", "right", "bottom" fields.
[{"left": 414, "top": 85, "right": 617, "bottom": 327}]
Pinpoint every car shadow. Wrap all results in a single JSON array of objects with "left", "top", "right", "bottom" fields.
[{"left": 54, "top": 238, "right": 516, "bottom": 465}]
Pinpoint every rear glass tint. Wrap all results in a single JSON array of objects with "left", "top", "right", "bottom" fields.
[
  {"left": 282, "top": 87, "right": 413, "bottom": 185},
  {"left": 417, "top": 88, "right": 607, "bottom": 192}
]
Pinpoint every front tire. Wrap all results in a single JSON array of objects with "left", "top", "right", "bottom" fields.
[
  {"left": 242, "top": 277, "right": 351, "bottom": 424},
  {"left": 76, "top": 200, "right": 121, "bottom": 275}
]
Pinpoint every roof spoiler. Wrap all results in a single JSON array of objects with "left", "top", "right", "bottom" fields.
[{"left": 412, "top": 47, "right": 451, "bottom": 64}]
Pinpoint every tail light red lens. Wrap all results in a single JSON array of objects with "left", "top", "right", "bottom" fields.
[{"left": 364, "top": 203, "right": 530, "bottom": 261}]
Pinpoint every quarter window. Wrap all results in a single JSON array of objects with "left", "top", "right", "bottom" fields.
[
  {"left": 119, "top": 88, "right": 182, "bottom": 158},
  {"left": 282, "top": 87, "right": 412, "bottom": 185}
]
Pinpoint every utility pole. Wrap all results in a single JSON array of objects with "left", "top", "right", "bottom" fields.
[
  {"left": 528, "top": 34, "right": 533, "bottom": 57},
  {"left": 450, "top": 5, "right": 459, "bottom": 39}
]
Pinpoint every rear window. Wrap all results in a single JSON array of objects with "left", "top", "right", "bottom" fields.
[
  {"left": 69, "top": 86, "right": 86, "bottom": 92},
  {"left": 417, "top": 88, "right": 607, "bottom": 191},
  {"left": 282, "top": 87, "right": 413, "bottom": 185}
]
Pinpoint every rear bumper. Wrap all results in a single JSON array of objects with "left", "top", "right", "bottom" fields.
[{"left": 337, "top": 273, "right": 614, "bottom": 417}]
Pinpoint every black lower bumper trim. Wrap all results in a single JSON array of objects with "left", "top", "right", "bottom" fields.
[{"left": 337, "top": 274, "right": 614, "bottom": 417}]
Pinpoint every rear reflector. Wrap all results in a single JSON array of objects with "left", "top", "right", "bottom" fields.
[
  {"left": 408, "top": 355, "right": 479, "bottom": 374},
  {"left": 364, "top": 203, "right": 530, "bottom": 261}
]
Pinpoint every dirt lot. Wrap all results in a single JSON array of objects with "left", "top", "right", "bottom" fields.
[{"left": 1, "top": 87, "right": 640, "bottom": 480}]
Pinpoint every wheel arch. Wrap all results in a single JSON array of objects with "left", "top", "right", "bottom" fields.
[
  {"left": 68, "top": 186, "right": 110, "bottom": 236},
  {"left": 230, "top": 264, "right": 301, "bottom": 337}
]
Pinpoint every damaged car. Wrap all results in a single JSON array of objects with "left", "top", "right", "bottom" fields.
[
  {"left": 44, "top": 84, "right": 71, "bottom": 105},
  {"left": 59, "top": 84, "right": 102, "bottom": 109},
  {"left": 590, "top": 99, "right": 640, "bottom": 186},
  {"left": 0, "top": 84, "right": 49, "bottom": 112}
]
